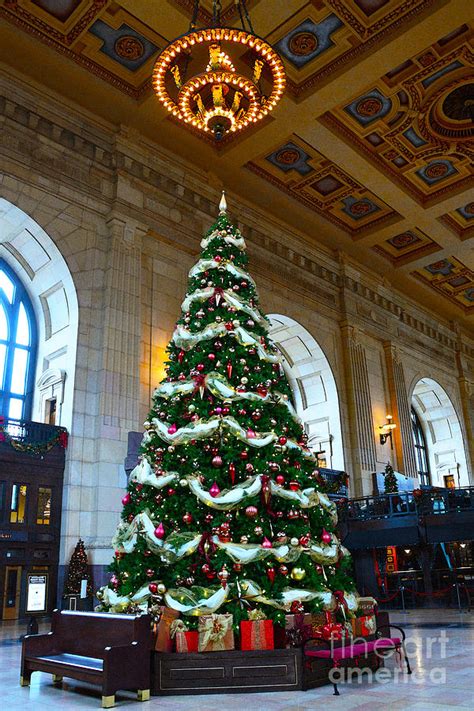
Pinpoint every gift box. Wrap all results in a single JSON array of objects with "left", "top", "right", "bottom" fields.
[
  {"left": 284, "top": 613, "right": 314, "bottom": 647},
  {"left": 240, "top": 620, "right": 274, "bottom": 651},
  {"left": 154, "top": 606, "right": 180, "bottom": 652},
  {"left": 170, "top": 619, "right": 199, "bottom": 653},
  {"left": 351, "top": 614, "right": 377, "bottom": 637},
  {"left": 198, "top": 613, "right": 235, "bottom": 652},
  {"left": 357, "top": 596, "right": 377, "bottom": 615}
]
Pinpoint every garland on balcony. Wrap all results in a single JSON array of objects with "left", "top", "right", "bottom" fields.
[
  {"left": 0, "top": 418, "right": 68, "bottom": 456},
  {"left": 314, "top": 469, "right": 349, "bottom": 495}
]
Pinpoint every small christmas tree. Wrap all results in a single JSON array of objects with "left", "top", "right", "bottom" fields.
[
  {"left": 98, "top": 194, "right": 358, "bottom": 626},
  {"left": 383, "top": 462, "right": 398, "bottom": 494},
  {"left": 64, "top": 539, "right": 93, "bottom": 597}
]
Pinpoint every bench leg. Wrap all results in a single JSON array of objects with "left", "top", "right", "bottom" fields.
[
  {"left": 102, "top": 695, "right": 115, "bottom": 708},
  {"left": 52, "top": 674, "right": 63, "bottom": 684},
  {"left": 333, "top": 682, "right": 340, "bottom": 696},
  {"left": 137, "top": 689, "right": 150, "bottom": 701},
  {"left": 20, "top": 675, "right": 31, "bottom": 687}
]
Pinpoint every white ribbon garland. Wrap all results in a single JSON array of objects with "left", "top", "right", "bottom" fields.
[
  {"left": 173, "top": 323, "right": 280, "bottom": 365},
  {"left": 181, "top": 288, "right": 266, "bottom": 327},
  {"left": 189, "top": 258, "right": 256, "bottom": 290},
  {"left": 201, "top": 229, "right": 246, "bottom": 251},
  {"left": 153, "top": 371, "right": 300, "bottom": 423}
]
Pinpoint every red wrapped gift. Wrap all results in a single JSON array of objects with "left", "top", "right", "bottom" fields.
[
  {"left": 240, "top": 619, "right": 274, "bottom": 651},
  {"left": 170, "top": 619, "right": 199, "bottom": 653},
  {"left": 357, "top": 596, "right": 377, "bottom": 615},
  {"left": 154, "top": 606, "right": 180, "bottom": 651},
  {"left": 351, "top": 614, "right": 377, "bottom": 637}
]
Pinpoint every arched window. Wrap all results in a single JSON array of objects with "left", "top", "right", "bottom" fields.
[
  {"left": 411, "top": 406, "right": 430, "bottom": 486},
  {"left": 0, "top": 259, "right": 37, "bottom": 421}
]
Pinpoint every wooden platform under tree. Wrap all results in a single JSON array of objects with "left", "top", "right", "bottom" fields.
[{"left": 151, "top": 647, "right": 382, "bottom": 695}]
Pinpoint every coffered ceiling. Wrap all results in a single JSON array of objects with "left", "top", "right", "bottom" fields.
[{"left": 0, "top": 0, "right": 473, "bottom": 326}]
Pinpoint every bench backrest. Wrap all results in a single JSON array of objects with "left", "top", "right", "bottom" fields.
[{"left": 51, "top": 610, "right": 151, "bottom": 658}]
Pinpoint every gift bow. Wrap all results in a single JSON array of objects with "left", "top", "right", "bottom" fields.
[
  {"left": 248, "top": 608, "right": 267, "bottom": 621},
  {"left": 170, "top": 619, "right": 188, "bottom": 638},
  {"left": 199, "top": 614, "right": 232, "bottom": 647}
]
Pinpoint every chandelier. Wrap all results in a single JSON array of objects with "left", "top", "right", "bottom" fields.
[{"left": 153, "top": 0, "right": 286, "bottom": 142}]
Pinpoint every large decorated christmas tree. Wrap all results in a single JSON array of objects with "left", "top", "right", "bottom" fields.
[{"left": 98, "top": 195, "right": 358, "bottom": 628}]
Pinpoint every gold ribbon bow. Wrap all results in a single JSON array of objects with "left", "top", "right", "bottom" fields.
[
  {"left": 248, "top": 608, "right": 267, "bottom": 621},
  {"left": 199, "top": 614, "right": 232, "bottom": 649},
  {"left": 169, "top": 619, "right": 188, "bottom": 638}
]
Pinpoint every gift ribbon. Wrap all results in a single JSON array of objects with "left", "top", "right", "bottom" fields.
[
  {"left": 169, "top": 619, "right": 188, "bottom": 637},
  {"left": 198, "top": 614, "right": 233, "bottom": 650}
]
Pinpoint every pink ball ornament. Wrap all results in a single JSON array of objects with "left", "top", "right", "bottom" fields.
[
  {"left": 275, "top": 474, "right": 285, "bottom": 486},
  {"left": 167, "top": 423, "right": 177, "bottom": 435},
  {"left": 183, "top": 512, "right": 193, "bottom": 524},
  {"left": 245, "top": 505, "right": 258, "bottom": 519},
  {"left": 209, "top": 481, "right": 221, "bottom": 498},
  {"left": 154, "top": 522, "right": 165, "bottom": 539},
  {"left": 208, "top": 353, "right": 216, "bottom": 360},
  {"left": 212, "top": 455, "right": 223, "bottom": 468},
  {"left": 121, "top": 493, "right": 131, "bottom": 506}
]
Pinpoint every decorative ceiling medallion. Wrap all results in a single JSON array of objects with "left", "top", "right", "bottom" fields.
[
  {"left": 115, "top": 35, "right": 145, "bottom": 61},
  {"left": 289, "top": 31, "right": 319, "bottom": 57},
  {"left": 372, "top": 228, "right": 440, "bottom": 267}
]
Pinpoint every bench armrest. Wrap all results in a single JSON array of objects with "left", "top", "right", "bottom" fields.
[
  {"left": 22, "top": 632, "right": 59, "bottom": 657},
  {"left": 376, "top": 624, "right": 406, "bottom": 641},
  {"left": 103, "top": 642, "right": 149, "bottom": 694}
]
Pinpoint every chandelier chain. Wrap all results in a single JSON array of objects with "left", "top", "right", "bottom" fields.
[
  {"left": 240, "top": 0, "right": 254, "bottom": 34},
  {"left": 212, "top": 0, "right": 222, "bottom": 26},
  {"left": 189, "top": 0, "right": 200, "bottom": 30}
]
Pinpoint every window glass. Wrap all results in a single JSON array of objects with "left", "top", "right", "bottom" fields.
[
  {"left": 36, "top": 487, "right": 52, "bottom": 525},
  {"left": 0, "top": 269, "right": 14, "bottom": 303},
  {"left": 10, "top": 484, "right": 28, "bottom": 524},
  {"left": 16, "top": 302, "right": 30, "bottom": 346},
  {"left": 10, "top": 349, "right": 28, "bottom": 395},
  {"left": 0, "top": 343, "right": 6, "bottom": 386},
  {"left": 0, "top": 260, "right": 37, "bottom": 420},
  {"left": 8, "top": 398, "right": 23, "bottom": 420},
  {"left": 0, "top": 302, "right": 7, "bottom": 340}
]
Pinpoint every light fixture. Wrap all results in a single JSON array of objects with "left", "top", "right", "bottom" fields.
[
  {"left": 379, "top": 414, "right": 397, "bottom": 447},
  {"left": 152, "top": 0, "right": 286, "bottom": 142},
  {"left": 404, "top": 548, "right": 411, "bottom": 554},
  {"left": 460, "top": 543, "right": 467, "bottom": 548}
]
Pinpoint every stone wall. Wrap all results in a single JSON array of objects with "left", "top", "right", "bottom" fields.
[{"left": 1, "top": 70, "right": 473, "bottom": 593}]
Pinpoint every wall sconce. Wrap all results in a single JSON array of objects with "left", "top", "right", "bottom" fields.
[{"left": 379, "top": 414, "right": 396, "bottom": 447}]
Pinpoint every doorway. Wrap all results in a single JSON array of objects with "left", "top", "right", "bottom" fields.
[{"left": 2, "top": 565, "right": 22, "bottom": 620}]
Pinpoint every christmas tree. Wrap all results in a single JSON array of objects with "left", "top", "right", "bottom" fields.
[
  {"left": 98, "top": 195, "right": 357, "bottom": 626},
  {"left": 383, "top": 462, "right": 398, "bottom": 494},
  {"left": 64, "top": 538, "right": 93, "bottom": 597}
]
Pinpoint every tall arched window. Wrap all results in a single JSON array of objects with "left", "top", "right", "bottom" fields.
[
  {"left": 411, "top": 406, "right": 430, "bottom": 486},
  {"left": 0, "top": 259, "right": 37, "bottom": 421}
]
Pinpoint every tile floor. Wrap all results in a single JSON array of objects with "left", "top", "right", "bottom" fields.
[{"left": 1, "top": 610, "right": 473, "bottom": 710}]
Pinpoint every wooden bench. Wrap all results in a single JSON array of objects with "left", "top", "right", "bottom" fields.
[
  {"left": 20, "top": 609, "right": 152, "bottom": 708},
  {"left": 303, "top": 623, "right": 412, "bottom": 695}
]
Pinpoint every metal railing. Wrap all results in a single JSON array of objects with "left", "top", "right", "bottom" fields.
[
  {"left": 338, "top": 492, "right": 417, "bottom": 521},
  {"left": 0, "top": 417, "right": 67, "bottom": 445},
  {"left": 420, "top": 487, "right": 474, "bottom": 514}
]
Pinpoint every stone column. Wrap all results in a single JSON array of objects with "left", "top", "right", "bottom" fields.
[
  {"left": 455, "top": 347, "right": 474, "bottom": 485},
  {"left": 341, "top": 324, "right": 377, "bottom": 497},
  {"left": 383, "top": 342, "right": 418, "bottom": 478}
]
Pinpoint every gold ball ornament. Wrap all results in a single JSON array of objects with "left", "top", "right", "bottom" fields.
[
  {"left": 157, "top": 583, "right": 167, "bottom": 594},
  {"left": 290, "top": 537, "right": 300, "bottom": 547},
  {"left": 290, "top": 567, "right": 306, "bottom": 581}
]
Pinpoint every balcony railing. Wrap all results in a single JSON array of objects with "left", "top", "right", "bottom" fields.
[
  {"left": 420, "top": 487, "right": 474, "bottom": 514},
  {"left": 0, "top": 417, "right": 67, "bottom": 454}
]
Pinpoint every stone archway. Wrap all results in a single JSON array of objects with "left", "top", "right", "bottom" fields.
[
  {"left": 411, "top": 377, "right": 470, "bottom": 487},
  {"left": 268, "top": 314, "right": 345, "bottom": 470},
  {"left": 0, "top": 197, "right": 78, "bottom": 429}
]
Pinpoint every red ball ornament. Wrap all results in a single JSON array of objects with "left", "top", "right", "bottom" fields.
[
  {"left": 275, "top": 474, "right": 285, "bottom": 486},
  {"left": 183, "top": 512, "right": 193, "bottom": 525},
  {"left": 204, "top": 513, "right": 214, "bottom": 524},
  {"left": 278, "top": 436, "right": 287, "bottom": 445},
  {"left": 208, "top": 353, "right": 216, "bottom": 360},
  {"left": 240, "top": 450, "right": 249, "bottom": 460},
  {"left": 148, "top": 582, "right": 158, "bottom": 594},
  {"left": 233, "top": 563, "right": 242, "bottom": 572},
  {"left": 321, "top": 528, "right": 332, "bottom": 544},
  {"left": 245, "top": 463, "right": 254, "bottom": 473},
  {"left": 146, "top": 568, "right": 154, "bottom": 578},
  {"left": 289, "top": 481, "right": 300, "bottom": 491},
  {"left": 212, "top": 455, "right": 223, "bottom": 468},
  {"left": 127, "top": 514, "right": 134, "bottom": 522},
  {"left": 196, "top": 363, "right": 205, "bottom": 371},
  {"left": 269, "top": 462, "right": 280, "bottom": 472},
  {"left": 167, "top": 488, "right": 176, "bottom": 496},
  {"left": 121, "top": 493, "right": 131, "bottom": 506},
  {"left": 299, "top": 534, "right": 311, "bottom": 546},
  {"left": 201, "top": 563, "right": 211, "bottom": 574},
  {"left": 279, "top": 565, "right": 288, "bottom": 576},
  {"left": 245, "top": 505, "right": 258, "bottom": 519},
  {"left": 214, "top": 255, "right": 222, "bottom": 262},
  {"left": 143, "top": 549, "right": 152, "bottom": 557}
]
